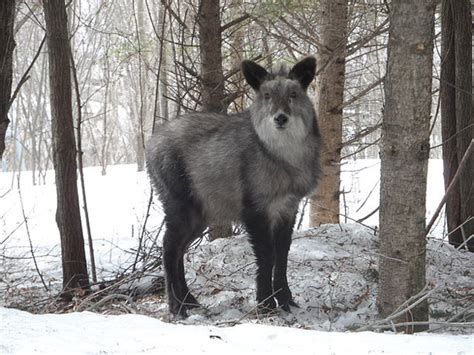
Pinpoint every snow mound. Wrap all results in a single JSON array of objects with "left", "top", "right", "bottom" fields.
[{"left": 127, "top": 224, "right": 472, "bottom": 334}]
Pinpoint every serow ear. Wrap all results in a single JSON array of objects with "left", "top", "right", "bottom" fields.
[
  {"left": 289, "top": 57, "right": 316, "bottom": 90},
  {"left": 241, "top": 60, "right": 268, "bottom": 91}
]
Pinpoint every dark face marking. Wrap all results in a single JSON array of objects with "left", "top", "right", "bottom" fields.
[
  {"left": 258, "top": 79, "right": 305, "bottom": 122},
  {"left": 253, "top": 77, "right": 313, "bottom": 134},
  {"left": 242, "top": 57, "right": 318, "bottom": 162}
]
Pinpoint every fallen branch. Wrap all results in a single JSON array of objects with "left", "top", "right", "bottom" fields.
[
  {"left": 356, "top": 284, "right": 441, "bottom": 332},
  {"left": 225, "top": 289, "right": 284, "bottom": 327},
  {"left": 366, "top": 321, "right": 474, "bottom": 332},
  {"left": 84, "top": 294, "right": 138, "bottom": 313}
]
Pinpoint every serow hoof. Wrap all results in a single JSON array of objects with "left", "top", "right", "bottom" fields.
[
  {"left": 280, "top": 299, "right": 300, "bottom": 312},
  {"left": 169, "top": 295, "right": 201, "bottom": 319},
  {"left": 257, "top": 297, "right": 277, "bottom": 314}
]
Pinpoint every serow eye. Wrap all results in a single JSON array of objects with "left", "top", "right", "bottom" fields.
[
  {"left": 263, "top": 92, "right": 271, "bottom": 100},
  {"left": 289, "top": 91, "right": 297, "bottom": 99}
]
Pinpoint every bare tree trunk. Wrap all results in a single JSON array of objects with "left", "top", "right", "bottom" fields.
[
  {"left": 440, "top": 0, "right": 473, "bottom": 251},
  {"left": 198, "top": 0, "right": 226, "bottom": 113},
  {"left": 101, "top": 34, "right": 111, "bottom": 176},
  {"left": 309, "top": 0, "right": 348, "bottom": 226},
  {"left": 159, "top": 48, "right": 169, "bottom": 124},
  {"left": 229, "top": 0, "right": 245, "bottom": 112},
  {"left": 156, "top": 1, "right": 169, "bottom": 126},
  {"left": 135, "top": 0, "right": 149, "bottom": 172},
  {"left": 43, "top": 0, "right": 89, "bottom": 293},
  {"left": 28, "top": 56, "right": 47, "bottom": 185},
  {"left": 0, "top": 0, "right": 16, "bottom": 160},
  {"left": 198, "top": 0, "right": 231, "bottom": 240},
  {"left": 453, "top": 0, "right": 473, "bottom": 249},
  {"left": 377, "top": 0, "right": 436, "bottom": 332},
  {"left": 440, "top": 0, "right": 461, "bottom": 247}
]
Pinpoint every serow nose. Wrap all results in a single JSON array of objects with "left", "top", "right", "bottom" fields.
[{"left": 274, "top": 114, "right": 289, "bottom": 127}]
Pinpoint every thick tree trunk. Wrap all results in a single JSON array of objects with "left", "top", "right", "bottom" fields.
[
  {"left": 453, "top": 0, "right": 473, "bottom": 249},
  {"left": 198, "top": 0, "right": 226, "bottom": 113},
  {"left": 43, "top": 0, "right": 89, "bottom": 293},
  {"left": 229, "top": 0, "right": 245, "bottom": 111},
  {"left": 440, "top": 0, "right": 461, "bottom": 247},
  {"left": 0, "top": 0, "right": 16, "bottom": 161},
  {"left": 377, "top": 0, "right": 436, "bottom": 332},
  {"left": 309, "top": 0, "right": 348, "bottom": 226},
  {"left": 440, "top": 0, "right": 473, "bottom": 251},
  {"left": 198, "top": 0, "right": 231, "bottom": 240}
]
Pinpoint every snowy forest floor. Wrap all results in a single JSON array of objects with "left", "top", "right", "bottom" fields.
[
  {"left": 1, "top": 162, "right": 473, "bottom": 354},
  {"left": 1, "top": 224, "right": 473, "bottom": 331}
]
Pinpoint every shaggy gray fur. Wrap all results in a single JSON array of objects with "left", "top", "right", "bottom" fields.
[{"left": 146, "top": 57, "right": 321, "bottom": 317}]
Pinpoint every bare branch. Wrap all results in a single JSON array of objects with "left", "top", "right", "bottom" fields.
[
  {"left": 8, "top": 34, "right": 46, "bottom": 111},
  {"left": 335, "top": 77, "right": 385, "bottom": 112},
  {"left": 16, "top": 176, "right": 49, "bottom": 292},
  {"left": 221, "top": 13, "right": 250, "bottom": 33},
  {"left": 425, "top": 139, "right": 474, "bottom": 236}
]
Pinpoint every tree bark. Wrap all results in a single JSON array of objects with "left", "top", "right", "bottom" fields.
[
  {"left": 136, "top": 0, "right": 150, "bottom": 172},
  {"left": 309, "top": 0, "right": 348, "bottom": 226},
  {"left": 440, "top": 0, "right": 473, "bottom": 251},
  {"left": 377, "top": 0, "right": 436, "bottom": 332},
  {"left": 43, "top": 0, "right": 89, "bottom": 293},
  {"left": 101, "top": 35, "right": 111, "bottom": 176},
  {"left": 158, "top": 1, "right": 169, "bottom": 124},
  {"left": 0, "top": 0, "right": 16, "bottom": 161},
  {"left": 229, "top": 0, "right": 245, "bottom": 112},
  {"left": 198, "top": 0, "right": 226, "bottom": 113},
  {"left": 453, "top": 0, "right": 473, "bottom": 249},
  {"left": 440, "top": 0, "right": 461, "bottom": 247},
  {"left": 198, "top": 0, "right": 231, "bottom": 240}
]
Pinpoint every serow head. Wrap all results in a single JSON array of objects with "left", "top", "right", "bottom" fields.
[{"left": 241, "top": 57, "right": 317, "bottom": 138}]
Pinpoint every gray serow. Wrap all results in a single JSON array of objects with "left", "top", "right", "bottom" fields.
[{"left": 146, "top": 57, "right": 321, "bottom": 317}]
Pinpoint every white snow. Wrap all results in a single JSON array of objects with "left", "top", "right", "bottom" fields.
[
  {"left": 1, "top": 161, "right": 473, "bottom": 354},
  {"left": 1, "top": 307, "right": 472, "bottom": 355}
]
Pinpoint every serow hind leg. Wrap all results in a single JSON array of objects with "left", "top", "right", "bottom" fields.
[
  {"left": 163, "top": 226, "right": 188, "bottom": 318},
  {"left": 177, "top": 254, "right": 200, "bottom": 308},
  {"left": 163, "top": 209, "right": 203, "bottom": 318}
]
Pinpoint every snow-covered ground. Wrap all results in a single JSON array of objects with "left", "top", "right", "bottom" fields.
[
  {"left": 1, "top": 161, "right": 473, "bottom": 354},
  {"left": 1, "top": 306, "right": 472, "bottom": 355}
]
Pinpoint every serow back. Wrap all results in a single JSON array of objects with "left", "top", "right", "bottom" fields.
[{"left": 146, "top": 56, "right": 321, "bottom": 318}]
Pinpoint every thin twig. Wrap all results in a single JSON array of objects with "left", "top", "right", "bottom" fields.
[
  {"left": 297, "top": 198, "right": 309, "bottom": 230},
  {"left": 77, "top": 274, "right": 139, "bottom": 310},
  {"left": 455, "top": 231, "right": 474, "bottom": 251},
  {"left": 356, "top": 284, "right": 440, "bottom": 332},
  {"left": 367, "top": 321, "right": 474, "bottom": 331},
  {"left": 357, "top": 207, "right": 379, "bottom": 224},
  {"left": 70, "top": 47, "right": 97, "bottom": 283},
  {"left": 84, "top": 294, "right": 138, "bottom": 313},
  {"left": 336, "top": 77, "right": 384, "bottom": 112},
  {"left": 17, "top": 176, "right": 49, "bottom": 292},
  {"left": 228, "top": 289, "right": 283, "bottom": 327},
  {"left": 133, "top": 192, "right": 154, "bottom": 272},
  {"left": 221, "top": 13, "right": 250, "bottom": 32},
  {"left": 8, "top": 35, "right": 47, "bottom": 111}
]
